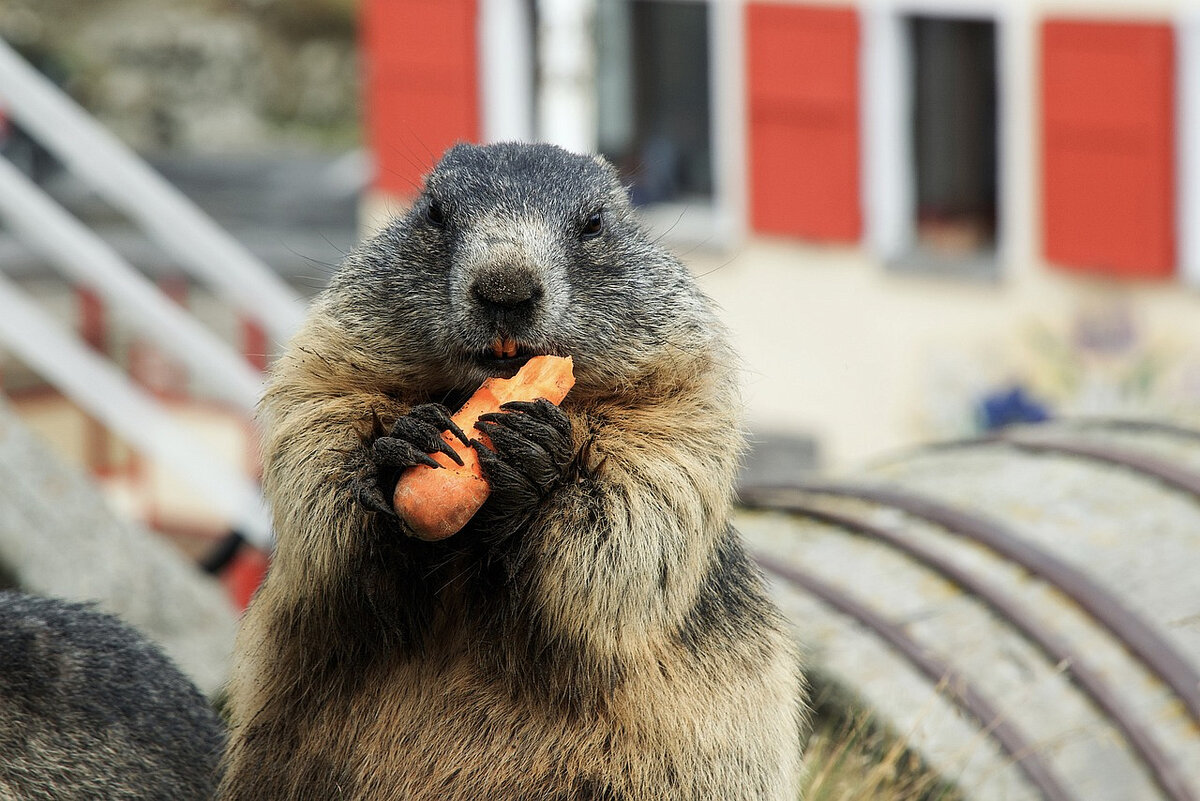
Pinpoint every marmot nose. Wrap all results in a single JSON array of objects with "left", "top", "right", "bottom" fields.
[{"left": 471, "top": 269, "right": 543, "bottom": 312}]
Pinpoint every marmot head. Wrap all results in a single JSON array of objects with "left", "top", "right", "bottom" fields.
[{"left": 328, "top": 142, "right": 719, "bottom": 398}]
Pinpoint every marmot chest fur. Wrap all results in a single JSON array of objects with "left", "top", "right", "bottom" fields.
[{"left": 221, "top": 142, "right": 805, "bottom": 800}]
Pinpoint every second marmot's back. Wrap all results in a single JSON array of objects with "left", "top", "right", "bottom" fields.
[
  {"left": 222, "top": 143, "right": 806, "bottom": 800},
  {"left": 0, "top": 592, "right": 225, "bottom": 800}
]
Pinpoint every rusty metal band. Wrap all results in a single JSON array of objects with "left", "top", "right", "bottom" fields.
[
  {"left": 741, "top": 494, "right": 1196, "bottom": 801},
  {"left": 752, "top": 551, "right": 1077, "bottom": 801},
  {"left": 999, "top": 430, "right": 1200, "bottom": 501},
  {"left": 741, "top": 481, "right": 1200, "bottom": 729},
  {"left": 1070, "top": 418, "right": 1200, "bottom": 443},
  {"left": 889, "top": 424, "right": 1200, "bottom": 500}
]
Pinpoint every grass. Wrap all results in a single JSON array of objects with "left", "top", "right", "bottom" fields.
[{"left": 799, "top": 674, "right": 962, "bottom": 801}]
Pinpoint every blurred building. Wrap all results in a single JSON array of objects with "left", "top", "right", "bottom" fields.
[{"left": 362, "top": 0, "right": 1200, "bottom": 467}]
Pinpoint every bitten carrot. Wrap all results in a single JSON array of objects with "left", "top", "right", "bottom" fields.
[{"left": 393, "top": 355, "right": 575, "bottom": 541}]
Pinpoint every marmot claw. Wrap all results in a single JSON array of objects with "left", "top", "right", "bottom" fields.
[
  {"left": 472, "top": 398, "right": 573, "bottom": 509},
  {"left": 354, "top": 403, "right": 471, "bottom": 516},
  {"left": 400, "top": 403, "right": 470, "bottom": 448},
  {"left": 383, "top": 403, "right": 469, "bottom": 464},
  {"left": 373, "top": 403, "right": 468, "bottom": 469},
  {"left": 349, "top": 456, "right": 394, "bottom": 517}
]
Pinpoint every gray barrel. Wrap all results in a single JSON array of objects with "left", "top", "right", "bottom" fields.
[{"left": 738, "top": 420, "right": 1200, "bottom": 801}]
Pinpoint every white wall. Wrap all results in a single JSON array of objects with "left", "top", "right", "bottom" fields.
[{"left": 690, "top": 237, "right": 1200, "bottom": 469}]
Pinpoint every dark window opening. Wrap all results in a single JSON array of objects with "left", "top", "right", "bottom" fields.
[
  {"left": 909, "top": 16, "right": 998, "bottom": 259},
  {"left": 595, "top": 0, "right": 713, "bottom": 206}
]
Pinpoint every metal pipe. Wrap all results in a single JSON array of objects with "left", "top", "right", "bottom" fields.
[
  {"left": 1001, "top": 428, "right": 1200, "bottom": 500},
  {"left": 747, "top": 480, "right": 1200, "bottom": 728},
  {"left": 741, "top": 492, "right": 1197, "bottom": 801},
  {"left": 753, "top": 551, "right": 1077, "bottom": 801}
]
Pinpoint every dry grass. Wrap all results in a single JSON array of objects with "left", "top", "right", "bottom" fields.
[{"left": 799, "top": 677, "right": 961, "bottom": 801}]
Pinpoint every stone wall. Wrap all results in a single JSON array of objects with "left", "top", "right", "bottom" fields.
[{"left": 0, "top": 0, "right": 360, "bottom": 153}]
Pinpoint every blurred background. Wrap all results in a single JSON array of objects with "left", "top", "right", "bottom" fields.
[
  {"left": 1, "top": 1, "right": 1199, "bottom": 798},
  {"left": 3, "top": 0, "right": 1200, "bottom": 553}
]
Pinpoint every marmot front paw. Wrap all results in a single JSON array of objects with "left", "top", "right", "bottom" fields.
[
  {"left": 353, "top": 403, "right": 470, "bottom": 516},
  {"left": 472, "top": 398, "right": 573, "bottom": 514}
]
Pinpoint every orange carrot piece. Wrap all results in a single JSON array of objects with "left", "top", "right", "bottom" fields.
[{"left": 393, "top": 355, "right": 575, "bottom": 541}]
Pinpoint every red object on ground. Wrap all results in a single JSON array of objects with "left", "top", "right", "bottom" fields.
[
  {"left": 746, "top": 3, "right": 861, "bottom": 243},
  {"left": 1041, "top": 20, "right": 1176, "bottom": 279},
  {"left": 222, "top": 546, "right": 270, "bottom": 611}
]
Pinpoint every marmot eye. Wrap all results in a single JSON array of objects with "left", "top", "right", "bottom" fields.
[
  {"left": 425, "top": 198, "right": 446, "bottom": 228},
  {"left": 580, "top": 210, "right": 604, "bottom": 240}
]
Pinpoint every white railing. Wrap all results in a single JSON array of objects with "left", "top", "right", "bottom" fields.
[
  {"left": 0, "top": 272, "right": 273, "bottom": 543},
  {"left": 0, "top": 39, "right": 292, "bottom": 548},
  {"left": 0, "top": 39, "right": 304, "bottom": 344},
  {"left": 0, "top": 159, "right": 264, "bottom": 412}
]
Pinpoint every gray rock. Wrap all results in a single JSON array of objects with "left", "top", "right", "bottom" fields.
[{"left": 0, "top": 395, "right": 237, "bottom": 695}]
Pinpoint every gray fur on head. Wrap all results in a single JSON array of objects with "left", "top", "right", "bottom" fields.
[
  {"left": 326, "top": 142, "right": 720, "bottom": 398},
  {"left": 0, "top": 591, "right": 225, "bottom": 800}
]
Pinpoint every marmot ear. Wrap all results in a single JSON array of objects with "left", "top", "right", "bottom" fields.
[
  {"left": 589, "top": 154, "right": 631, "bottom": 200},
  {"left": 590, "top": 153, "right": 621, "bottom": 177}
]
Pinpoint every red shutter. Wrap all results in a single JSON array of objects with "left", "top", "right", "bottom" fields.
[
  {"left": 362, "top": 0, "right": 479, "bottom": 197},
  {"left": 1041, "top": 20, "right": 1175, "bottom": 279},
  {"left": 746, "top": 4, "right": 861, "bottom": 242}
]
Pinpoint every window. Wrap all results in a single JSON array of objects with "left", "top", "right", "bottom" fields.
[
  {"left": 867, "top": 10, "right": 1001, "bottom": 273},
  {"left": 594, "top": 0, "right": 713, "bottom": 207},
  {"left": 905, "top": 16, "right": 998, "bottom": 266}
]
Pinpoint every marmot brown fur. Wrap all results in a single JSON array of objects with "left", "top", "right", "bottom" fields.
[{"left": 221, "top": 143, "right": 805, "bottom": 800}]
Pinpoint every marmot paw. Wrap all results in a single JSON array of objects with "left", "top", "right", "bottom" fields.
[
  {"left": 377, "top": 403, "right": 470, "bottom": 468},
  {"left": 471, "top": 398, "right": 573, "bottom": 511},
  {"left": 353, "top": 403, "right": 471, "bottom": 516}
]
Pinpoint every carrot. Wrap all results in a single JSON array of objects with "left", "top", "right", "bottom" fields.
[{"left": 393, "top": 355, "right": 575, "bottom": 541}]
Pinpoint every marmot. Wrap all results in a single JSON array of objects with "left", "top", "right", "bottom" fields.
[
  {"left": 221, "top": 143, "right": 805, "bottom": 800},
  {"left": 0, "top": 591, "right": 225, "bottom": 800}
]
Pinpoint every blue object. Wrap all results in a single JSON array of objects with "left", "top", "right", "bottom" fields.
[{"left": 978, "top": 385, "right": 1051, "bottom": 431}]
